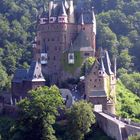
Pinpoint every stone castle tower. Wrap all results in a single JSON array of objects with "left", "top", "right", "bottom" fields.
[
  {"left": 85, "top": 49, "right": 116, "bottom": 113},
  {"left": 33, "top": 0, "right": 96, "bottom": 86}
]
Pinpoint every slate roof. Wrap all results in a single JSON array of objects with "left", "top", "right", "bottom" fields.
[
  {"left": 12, "top": 69, "right": 27, "bottom": 83},
  {"left": 40, "top": 11, "right": 49, "bottom": 18},
  {"left": 89, "top": 90, "right": 107, "bottom": 97},
  {"left": 59, "top": 2, "right": 67, "bottom": 16},
  {"left": 72, "top": 30, "right": 92, "bottom": 50},
  {"left": 104, "top": 50, "right": 114, "bottom": 75},
  {"left": 98, "top": 57, "right": 105, "bottom": 72},
  {"left": 27, "top": 61, "right": 45, "bottom": 81},
  {"left": 78, "top": 12, "right": 93, "bottom": 24},
  {"left": 13, "top": 61, "right": 45, "bottom": 83}
]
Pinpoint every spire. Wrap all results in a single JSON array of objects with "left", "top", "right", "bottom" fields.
[
  {"left": 114, "top": 56, "right": 117, "bottom": 77},
  {"left": 49, "top": 0, "right": 54, "bottom": 17},
  {"left": 64, "top": 0, "right": 69, "bottom": 9},
  {"left": 99, "top": 57, "right": 105, "bottom": 72},
  {"left": 68, "top": 0, "right": 75, "bottom": 23},
  {"left": 92, "top": 7, "right": 96, "bottom": 35},
  {"left": 27, "top": 61, "right": 45, "bottom": 81},
  {"left": 59, "top": 1, "right": 67, "bottom": 16},
  {"left": 80, "top": 8, "right": 84, "bottom": 25},
  {"left": 104, "top": 50, "right": 113, "bottom": 75},
  {"left": 43, "top": 4, "right": 46, "bottom": 12}
]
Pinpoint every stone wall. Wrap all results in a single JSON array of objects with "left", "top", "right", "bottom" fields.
[
  {"left": 95, "top": 111, "right": 140, "bottom": 140},
  {"left": 95, "top": 112, "right": 122, "bottom": 140}
]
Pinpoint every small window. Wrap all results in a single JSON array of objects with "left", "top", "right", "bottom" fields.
[
  {"left": 94, "top": 85, "right": 96, "bottom": 88},
  {"left": 95, "top": 79, "right": 97, "bottom": 82},
  {"left": 68, "top": 53, "right": 74, "bottom": 64},
  {"left": 90, "top": 79, "right": 92, "bottom": 82},
  {"left": 85, "top": 53, "right": 89, "bottom": 56},
  {"left": 54, "top": 56, "right": 56, "bottom": 60}
]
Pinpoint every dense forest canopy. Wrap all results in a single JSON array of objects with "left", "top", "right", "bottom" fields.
[{"left": 0, "top": 0, "right": 140, "bottom": 95}]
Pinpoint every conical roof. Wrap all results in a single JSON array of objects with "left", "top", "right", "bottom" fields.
[
  {"left": 27, "top": 61, "right": 45, "bottom": 81},
  {"left": 59, "top": 1, "right": 67, "bottom": 16}
]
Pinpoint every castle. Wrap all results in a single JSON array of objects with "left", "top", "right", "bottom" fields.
[
  {"left": 12, "top": 0, "right": 116, "bottom": 114},
  {"left": 33, "top": 0, "right": 96, "bottom": 85}
]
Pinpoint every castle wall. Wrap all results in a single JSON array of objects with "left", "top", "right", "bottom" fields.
[
  {"left": 95, "top": 112, "right": 123, "bottom": 140},
  {"left": 36, "top": 23, "right": 96, "bottom": 85}
]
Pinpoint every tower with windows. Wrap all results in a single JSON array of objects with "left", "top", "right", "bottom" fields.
[{"left": 33, "top": 0, "right": 96, "bottom": 85}]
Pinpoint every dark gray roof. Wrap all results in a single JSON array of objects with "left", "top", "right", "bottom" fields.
[
  {"left": 73, "top": 30, "right": 92, "bottom": 50},
  {"left": 78, "top": 12, "right": 93, "bottom": 24},
  {"left": 104, "top": 50, "right": 114, "bottom": 75},
  {"left": 51, "top": 5, "right": 59, "bottom": 17},
  {"left": 26, "top": 61, "right": 45, "bottom": 81},
  {"left": 59, "top": 2, "right": 67, "bottom": 16},
  {"left": 89, "top": 90, "right": 107, "bottom": 97},
  {"left": 98, "top": 57, "right": 105, "bottom": 72},
  {"left": 40, "top": 11, "right": 49, "bottom": 18},
  {"left": 12, "top": 69, "right": 27, "bottom": 83}
]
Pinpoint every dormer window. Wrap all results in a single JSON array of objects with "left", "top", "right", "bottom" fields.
[
  {"left": 49, "top": 17, "right": 56, "bottom": 23},
  {"left": 58, "top": 16, "right": 67, "bottom": 23},
  {"left": 40, "top": 18, "right": 48, "bottom": 24},
  {"left": 68, "top": 53, "right": 74, "bottom": 64}
]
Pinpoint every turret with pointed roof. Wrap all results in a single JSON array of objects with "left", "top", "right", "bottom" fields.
[
  {"left": 85, "top": 49, "right": 116, "bottom": 114},
  {"left": 12, "top": 61, "right": 45, "bottom": 100}
]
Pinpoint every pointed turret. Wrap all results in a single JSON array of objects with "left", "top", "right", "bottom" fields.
[
  {"left": 58, "top": 2, "right": 68, "bottom": 23},
  {"left": 27, "top": 61, "right": 45, "bottom": 82},
  {"left": 92, "top": 7, "right": 96, "bottom": 35},
  {"left": 49, "top": 4, "right": 57, "bottom": 23},
  {"left": 81, "top": 12, "right": 84, "bottom": 25},
  {"left": 68, "top": 0, "right": 75, "bottom": 23},
  {"left": 114, "top": 57, "right": 117, "bottom": 77},
  {"left": 104, "top": 50, "right": 113, "bottom": 75},
  {"left": 64, "top": 0, "right": 69, "bottom": 9},
  {"left": 49, "top": 0, "right": 54, "bottom": 18},
  {"left": 39, "top": 5, "right": 49, "bottom": 24}
]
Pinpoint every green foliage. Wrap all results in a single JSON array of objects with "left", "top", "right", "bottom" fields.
[
  {"left": 11, "top": 86, "right": 63, "bottom": 140},
  {"left": 66, "top": 100, "right": 95, "bottom": 140},
  {"left": 120, "top": 72, "right": 140, "bottom": 97},
  {"left": 116, "top": 80, "right": 140, "bottom": 122},
  {"left": 81, "top": 57, "right": 95, "bottom": 75},
  {"left": 128, "top": 133, "right": 140, "bottom": 140},
  {"left": 0, "top": 64, "right": 9, "bottom": 92},
  {"left": 0, "top": 117, "right": 15, "bottom": 140},
  {"left": 61, "top": 52, "right": 83, "bottom": 74}
]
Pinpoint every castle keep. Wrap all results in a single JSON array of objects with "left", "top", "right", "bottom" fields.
[{"left": 33, "top": 0, "right": 96, "bottom": 85}]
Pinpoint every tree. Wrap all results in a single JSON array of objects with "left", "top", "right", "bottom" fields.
[
  {"left": 81, "top": 57, "right": 95, "bottom": 75},
  {"left": 128, "top": 133, "right": 140, "bottom": 140},
  {"left": 66, "top": 101, "right": 95, "bottom": 140},
  {"left": 0, "top": 65, "right": 9, "bottom": 92},
  {"left": 11, "top": 86, "right": 63, "bottom": 140}
]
